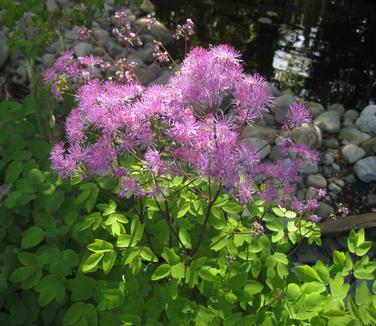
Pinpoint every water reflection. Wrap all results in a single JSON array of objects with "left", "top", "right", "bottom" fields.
[{"left": 154, "top": 0, "right": 376, "bottom": 110}]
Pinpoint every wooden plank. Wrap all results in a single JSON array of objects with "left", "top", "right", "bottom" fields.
[{"left": 320, "top": 213, "right": 376, "bottom": 235}]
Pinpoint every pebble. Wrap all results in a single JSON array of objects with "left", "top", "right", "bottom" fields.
[
  {"left": 339, "top": 128, "right": 371, "bottom": 145},
  {"left": 361, "top": 137, "right": 376, "bottom": 154},
  {"left": 354, "top": 156, "right": 376, "bottom": 182},
  {"left": 341, "top": 144, "right": 366, "bottom": 164},
  {"left": 305, "top": 187, "right": 317, "bottom": 200},
  {"left": 242, "top": 138, "right": 271, "bottom": 159},
  {"left": 328, "top": 183, "right": 342, "bottom": 194},
  {"left": 151, "top": 68, "right": 175, "bottom": 85},
  {"left": 271, "top": 94, "right": 295, "bottom": 124},
  {"left": 328, "top": 103, "right": 345, "bottom": 115},
  {"left": 74, "top": 42, "right": 93, "bottom": 56},
  {"left": 241, "top": 125, "right": 276, "bottom": 141},
  {"left": 133, "top": 18, "right": 173, "bottom": 44},
  {"left": 322, "top": 152, "right": 335, "bottom": 166},
  {"left": 334, "top": 179, "right": 345, "bottom": 187},
  {"left": 343, "top": 109, "right": 359, "bottom": 122},
  {"left": 306, "top": 174, "right": 327, "bottom": 188},
  {"left": 332, "top": 163, "right": 341, "bottom": 171},
  {"left": 302, "top": 163, "right": 319, "bottom": 174},
  {"left": 345, "top": 174, "right": 357, "bottom": 184},
  {"left": 314, "top": 110, "right": 341, "bottom": 133},
  {"left": 324, "top": 138, "right": 340, "bottom": 149},
  {"left": 291, "top": 123, "right": 322, "bottom": 149},
  {"left": 304, "top": 101, "right": 325, "bottom": 118},
  {"left": 317, "top": 202, "right": 335, "bottom": 219},
  {"left": 356, "top": 105, "right": 376, "bottom": 136}
]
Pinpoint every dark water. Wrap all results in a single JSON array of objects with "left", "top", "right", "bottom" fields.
[{"left": 154, "top": 0, "right": 376, "bottom": 110}]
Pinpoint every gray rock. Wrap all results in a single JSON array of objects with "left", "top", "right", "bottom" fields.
[
  {"left": 133, "top": 18, "right": 172, "bottom": 44},
  {"left": 291, "top": 123, "right": 322, "bottom": 149},
  {"left": 317, "top": 202, "right": 335, "bottom": 219},
  {"left": 324, "top": 138, "right": 340, "bottom": 149},
  {"left": 307, "top": 174, "right": 327, "bottom": 188},
  {"left": 341, "top": 144, "right": 366, "bottom": 164},
  {"left": 344, "top": 109, "right": 359, "bottom": 122},
  {"left": 356, "top": 105, "right": 376, "bottom": 135},
  {"left": 241, "top": 125, "right": 276, "bottom": 141},
  {"left": 332, "top": 163, "right": 341, "bottom": 171},
  {"left": 242, "top": 138, "right": 271, "bottom": 159},
  {"left": 354, "top": 156, "right": 376, "bottom": 182},
  {"left": 0, "top": 32, "right": 10, "bottom": 69},
  {"left": 345, "top": 174, "right": 357, "bottom": 184},
  {"left": 328, "top": 183, "right": 342, "bottom": 194},
  {"left": 106, "top": 41, "right": 126, "bottom": 58},
  {"left": 342, "top": 118, "right": 356, "bottom": 129},
  {"left": 74, "top": 42, "right": 93, "bottom": 56},
  {"left": 302, "top": 163, "right": 319, "bottom": 174},
  {"left": 314, "top": 111, "right": 341, "bottom": 133},
  {"left": 128, "top": 43, "right": 154, "bottom": 64},
  {"left": 304, "top": 101, "right": 325, "bottom": 118},
  {"left": 361, "top": 137, "right": 376, "bottom": 154},
  {"left": 322, "top": 152, "right": 335, "bottom": 166},
  {"left": 138, "top": 64, "right": 162, "bottom": 84},
  {"left": 42, "top": 53, "right": 56, "bottom": 66},
  {"left": 270, "top": 84, "right": 281, "bottom": 97},
  {"left": 269, "top": 146, "right": 284, "bottom": 160},
  {"left": 305, "top": 187, "right": 317, "bottom": 200},
  {"left": 46, "top": 0, "right": 58, "bottom": 12},
  {"left": 334, "top": 179, "right": 345, "bottom": 188},
  {"left": 271, "top": 94, "right": 295, "bottom": 124},
  {"left": 322, "top": 166, "right": 332, "bottom": 177},
  {"left": 93, "top": 28, "right": 111, "bottom": 45},
  {"left": 328, "top": 103, "right": 345, "bottom": 115},
  {"left": 151, "top": 68, "right": 175, "bottom": 85},
  {"left": 140, "top": 0, "right": 156, "bottom": 13},
  {"left": 329, "top": 192, "right": 338, "bottom": 200},
  {"left": 339, "top": 128, "right": 371, "bottom": 145}
]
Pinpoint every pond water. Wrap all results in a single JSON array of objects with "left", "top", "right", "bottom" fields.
[{"left": 154, "top": 0, "right": 376, "bottom": 110}]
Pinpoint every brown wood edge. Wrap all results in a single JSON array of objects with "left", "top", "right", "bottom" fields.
[{"left": 319, "top": 213, "right": 376, "bottom": 235}]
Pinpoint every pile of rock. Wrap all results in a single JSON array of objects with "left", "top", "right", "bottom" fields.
[
  {"left": 242, "top": 95, "right": 376, "bottom": 220},
  {"left": 0, "top": 0, "right": 175, "bottom": 93}
]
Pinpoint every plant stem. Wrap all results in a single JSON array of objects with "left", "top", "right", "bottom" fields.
[{"left": 191, "top": 183, "right": 221, "bottom": 257}]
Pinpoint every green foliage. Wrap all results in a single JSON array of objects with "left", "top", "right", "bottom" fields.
[{"left": 1, "top": 97, "right": 376, "bottom": 324}]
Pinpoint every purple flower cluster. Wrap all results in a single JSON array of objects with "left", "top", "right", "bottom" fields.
[{"left": 50, "top": 43, "right": 321, "bottom": 220}]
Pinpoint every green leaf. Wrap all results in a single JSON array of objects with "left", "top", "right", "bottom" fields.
[
  {"left": 315, "top": 260, "right": 330, "bottom": 284},
  {"left": 151, "top": 264, "right": 171, "bottom": 281},
  {"left": 295, "top": 265, "right": 319, "bottom": 281},
  {"left": 347, "top": 296, "right": 362, "bottom": 321},
  {"left": 330, "top": 273, "right": 350, "bottom": 300},
  {"left": 171, "top": 263, "right": 185, "bottom": 279},
  {"left": 287, "top": 283, "right": 300, "bottom": 301},
  {"left": 198, "top": 267, "right": 217, "bottom": 282},
  {"left": 21, "top": 226, "right": 44, "bottom": 249},
  {"left": 102, "top": 251, "right": 116, "bottom": 275},
  {"left": 356, "top": 241, "right": 372, "bottom": 256},
  {"left": 222, "top": 202, "right": 243, "bottom": 214},
  {"left": 82, "top": 252, "right": 104, "bottom": 273},
  {"left": 28, "top": 140, "right": 51, "bottom": 160},
  {"left": 272, "top": 207, "right": 285, "bottom": 217},
  {"left": 244, "top": 280, "right": 263, "bottom": 296},
  {"left": 5, "top": 161, "right": 24, "bottom": 183},
  {"left": 27, "top": 168, "right": 45, "bottom": 185},
  {"left": 41, "top": 191, "right": 65, "bottom": 213},
  {"left": 179, "top": 228, "right": 192, "bottom": 249},
  {"left": 161, "top": 247, "right": 180, "bottom": 265},
  {"left": 87, "top": 239, "right": 113, "bottom": 253},
  {"left": 333, "top": 250, "right": 346, "bottom": 265},
  {"left": 140, "top": 247, "right": 158, "bottom": 262},
  {"left": 355, "top": 281, "right": 372, "bottom": 306},
  {"left": 63, "top": 302, "right": 85, "bottom": 325}
]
